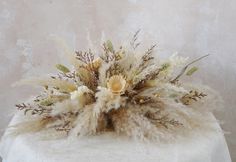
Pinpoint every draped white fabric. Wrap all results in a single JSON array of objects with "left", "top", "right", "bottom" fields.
[{"left": 0, "top": 113, "right": 231, "bottom": 162}]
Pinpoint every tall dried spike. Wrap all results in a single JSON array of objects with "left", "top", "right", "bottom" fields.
[{"left": 130, "top": 29, "right": 141, "bottom": 50}]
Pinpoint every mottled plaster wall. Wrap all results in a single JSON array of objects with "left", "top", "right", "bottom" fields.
[{"left": 0, "top": 0, "right": 235, "bottom": 160}]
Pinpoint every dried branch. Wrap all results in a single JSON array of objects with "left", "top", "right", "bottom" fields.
[
  {"left": 51, "top": 71, "right": 78, "bottom": 84},
  {"left": 16, "top": 103, "right": 52, "bottom": 115},
  {"left": 145, "top": 112, "right": 183, "bottom": 129},
  {"left": 134, "top": 64, "right": 167, "bottom": 90},
  {"left": 106, "top": 62, "right": 124, "bottom": 78},
  {"left": 143, "top": 44, "right": 156, "bottom": 59},
  {"left": 137, "top": 44, "right": 156, "bottom": 72},
  {"left": 53, "top": 111, "right": 80, "bottom": 134},
  {"left": 75, "top": 49, "right": 94, "bottom": 64}
]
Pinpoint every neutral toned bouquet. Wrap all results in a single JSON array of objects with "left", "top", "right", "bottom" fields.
[{"left": 12, "top": 31, "right": 222, "bottom": 142}]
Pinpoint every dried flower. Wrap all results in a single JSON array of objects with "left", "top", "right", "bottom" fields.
[{"left": 107, "top": 75, "right": 127, "bottom": 94}]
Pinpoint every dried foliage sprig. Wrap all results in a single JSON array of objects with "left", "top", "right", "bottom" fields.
[
  {"left": 16, "top": 103, "right": 52, "bottom": 116},
  {"left": 145, "top": 112, "right": 183, "bottom": 129},
  {"left": 180, "top": 90, "right": 207, "bottom": 105},
  {"left": 75, "top": 50, "right": 95, "bottom": 65},
  {"left": 12, "top": 32, "right": 220, "bottom": 142}
]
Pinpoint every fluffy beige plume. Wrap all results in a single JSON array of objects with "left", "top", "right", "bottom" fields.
[
  {"left": 118, "top": 51, "right": 137, "bottom": 72},
  {"left": 51, "top": 86, "right": 95, "bottom": 116},
  {"left": 160, "top": 100, "right": 217, "bottom": 133},
  {"left": 132, "top": 64, "right": 159, "bottom": 86},
  {"left": 13, "top": 77, "right": 77, "bottom": 93},
  {"left": 157, "top": 53, "right": 189, "bottom": 80},
  {"left": 140, "top": 82, "right": 188, "bottom": 98},
  {"left": 94, "top": 87, "right": 127, "bottom": 115},
  {"left": 98, "top": 61, "right": 114, "bottom": 87},
  {"left": 69, "top": 105, "right": 97, "bottom": 137},
  {"left": 70, "top": 86, "right": 94, "bottom": 106},
  {"left": 122, "top": 52, "right": 146, "bottom": 84},
  {"left": 70, "top": 87, "right": 128, "bottom": 137},
  {"left": 8, "top": 117, "right": 54, "bottom": 136},
  {"left": 169, "top": 52, "right": 189, "bottom": 67},
  {"left": 51, "top": 99, "right": 79, "bottom": 116},
  {"left": 50, "top": 36, "right": 81, "bottom": 69},
  {"left": 111, "top": 108, "right": 166, "bottom": 142},
  {"left": 91, "top": 87, "right": 116, "bottom": 129}
]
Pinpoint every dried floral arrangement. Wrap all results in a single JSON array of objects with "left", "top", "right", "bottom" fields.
[{"left": 11, "top": 31, "right": 222, "bottom": 142}]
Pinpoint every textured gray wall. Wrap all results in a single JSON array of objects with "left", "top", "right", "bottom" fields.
[{"left": 0, "top": 0, "right": 235, "bottom": 160}]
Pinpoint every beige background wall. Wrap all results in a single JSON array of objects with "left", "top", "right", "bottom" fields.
[{"left": 0, "top": 0, "right": 235, "bottom": 160}]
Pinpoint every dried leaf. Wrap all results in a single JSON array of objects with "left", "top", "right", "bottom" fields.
[
  {"left": 106, "top": 40, "right": 114, "bottom": 53},
  {"left": 39, "top": 99, "right": 54, "bottom": 106},
  {"left": 186, "top": 66, "right": 198, "bottom": 76},
  {"left": 55, "top": 64, "right": 70, "bottom": 73}
]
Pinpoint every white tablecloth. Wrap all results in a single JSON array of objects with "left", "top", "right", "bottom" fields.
[{"left": 0, "top": 113, "right": 232, "bottom": 162}]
